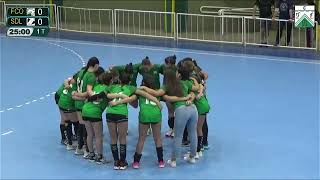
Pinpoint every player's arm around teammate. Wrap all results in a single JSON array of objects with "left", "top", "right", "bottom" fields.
[
  {"left": 56, "top": 79, "right": 78, "bottom": 150},
  {"left": 131, "top": 74, "right": 165, "bottom": 169},
  {"left": 72, "top": 57, "right": 100, "bottom": 156},
  {"left": 162, "top": 55, "right": 177, "bottom": 138},
  {"left": 82, "top": 71, "right": 114, "bottom": 164},
  {"left": 105, "top": 72, "right": 137, "bottom": 170},
  {"left": 162, "top": 61, "right": 200, "bottom": 167}
]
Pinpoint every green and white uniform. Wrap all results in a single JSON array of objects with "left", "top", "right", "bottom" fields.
[
  {"left": 82, "top": 84, "right": 109, "bottom": 121},
  {"left": 74, "top": 69, "right": 96, "bottom": 111},
  {"left": 55, "top": 84, "right": 64, "bottom": 104},
  {"left": 56, "top": 84, "right": 64, "bottom": 97},
  {"left": 106, "top": 84, "right": 136, "bottom": 117},
  {"left": 58, "top": 83, "right": 77, "bottom": 112},
  {"left": 194, "top": 94, "right": 210, "bottom": 115},
  {"left": 139, "top": 64, "right": 163, "bottom": 89},
  {"left": 114, "top": 64, "right": 140, "bottom": 87},
  {"left": 191, "top": 73, "right": 210, "bottom": 115},
  {"left": 162, "top": 80, "right": 194, "bottom": 109},
  {"left": 138, "top": 95, "right": 161, "bottom": 124}
]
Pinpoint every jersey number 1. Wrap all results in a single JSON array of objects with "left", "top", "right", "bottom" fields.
[{"left": 145, "top": 99, "right": 157, "bottom": 106}]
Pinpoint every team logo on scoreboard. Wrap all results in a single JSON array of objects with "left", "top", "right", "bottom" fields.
[
  {"left": 295, "top": 5, "right": 315, "bottom": 28},
  {"left": 26, "top": 18, "right": 35, "bottom": 26},
  {"left": 26, "top": 8, "right": 35, "bottom": 16}
]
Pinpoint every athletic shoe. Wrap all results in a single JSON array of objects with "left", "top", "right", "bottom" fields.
[
  {"left": 158, "top": 160, "right": 165, "bottom": 168},
  {"left": 203, "top": 144, "right": 210, "bottom": 150},
  {"left": 84, "top": 152, "right": 95, "bottom": 161},
  {"left": 114, "top": 161, "right": 120, "bottom": 170},
  {"left": 119, "top": 160, "right": 128, "bottom": 170},
  {"left": 83, "top": 147, "right": 89, "bottom": 158},
  {"left": 184, "top": 155, "right": 196, "bottom": 164},
  {"left": 72, "top": 135, "right": 77, "bottom": 141},
  {"left": 183, "top": 152, "right": 191, "bottom": 159},
  {"left": 132, "top": 161, "right": 140, "bottom": 169},
  {"left": 95, "top": 155, "right": 108, "bottom": 164},
  {"left": 147, "top": 127, "right": 152, "bottom": 136},
  {"left": 61, "top": 139, "right": 68, "bottom": 145},
  {"left": 165, "top": 129, "right": 174, "bottom": 138},
  {"left": 75, "top": 147, "right": 84, "bottom": 155},
  {"left": 66, "top": 144, "right": 75, "bottom": 151},
  {"left": 195, "top": 152, "right": 202, "bottom": 159},
  {"left": 198, "top": 151, "right": 203, "bottom": 157},
  {"left": 167, "top": 159, "right": 176, "bottom": 168},
  {"left": 182, "top": 140, "right": 190, "bottom": 147}
]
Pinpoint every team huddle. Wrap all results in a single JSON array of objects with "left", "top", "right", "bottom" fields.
[{"left": 55, "top": 55, "right": 211, "bottom": 170}]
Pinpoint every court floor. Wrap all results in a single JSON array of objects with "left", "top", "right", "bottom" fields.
[{"left": 0, "top": 36, "right": 319, "bottom": 179}]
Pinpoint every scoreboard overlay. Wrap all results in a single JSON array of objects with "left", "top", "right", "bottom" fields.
[{"left": 7, "top": 7, "right": 50, "bottom": 37}]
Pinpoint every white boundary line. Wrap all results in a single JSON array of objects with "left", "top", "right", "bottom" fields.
[
  {"left": 0, "top": 36, "right": 85, "bottom": 113},
  {"left": 1, "top": 130, "right": 13, "bottom": 136},
  {"left": 0, "top": 35, "right": 319, "bottom": 65}
]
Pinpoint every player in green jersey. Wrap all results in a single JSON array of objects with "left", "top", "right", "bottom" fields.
[
  {"left": 113, "top": 62, "right": 140, "bottom": 87},
  {"left": 190, "top": 64, "right": 211, "bottom": 158},
  {"left": 163, "top": 55, "right": 177, "bottom": 138},
  {"left": 81, "top": 68, "right": 107, "bottom": 163},
  {"left": 177, "top": 59, "right": 208, "bottom": 147},
  {"left": 138, "top": 56, "right": 164, "bottom": 89},
  {"left": 91, "top": 70, "right": 161, "bottom": 170},
  {"left": 132, "top": 74, "right": 165, "bottom": 169},
  {"left": 71, "top": 57, "right": 100, "bottom": 157},
  {"left": 56, "top": 83, "right": 66, "bottom": 144},
  {"left": 57, "top": 78, "right": 78, "bottom": 150},
  {"left": 178, "top": 60, "right": 210, "bottom": 154},
  {"left": 106, "top": 72, "right": 137, "bottom": 170},
  {"left": 141, "top": 60, "right": 200, "bottom": 167},
  {"left": 139, "top": 56, "right": 175, "bottom": 136},
  {"left": 56, "top": 78, "right": 77, "bottom": 149}
]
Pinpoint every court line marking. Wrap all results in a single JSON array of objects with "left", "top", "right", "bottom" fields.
[
  {"left": 0, "top": 36, "right": 318, "bottom": 113},
  {"left": 1, "top": 35, "right": 319, "bottom": 65},
  {"left": 46, "top": 41, "right": 86, "bottom": 67},
  {"left": 0, "top": 37, "right": 85, "bottom": 113},
  {"left": 1, "top": 130, "right": 14, "bottom": 136}
]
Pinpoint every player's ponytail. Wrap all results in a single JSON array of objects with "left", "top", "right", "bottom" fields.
[
  {"left": 141, "top": 74, "right": 157, "bottom": 90},
  {"left": 80, "top": 57, "right": 100, "bottom": 81},
  {"left": 165, "top": 55, "right": 176, "bottom": 65}
]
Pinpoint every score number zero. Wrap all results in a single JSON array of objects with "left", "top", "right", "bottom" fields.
[
  {"left": 27, "top": 17, "right": 45, "bottom": 26},
  {"left": 8, "top": 7, "right": 49, "bottom": 16},
  {"left": 8, "top": 17, "right": 48, "bottom": 26}
]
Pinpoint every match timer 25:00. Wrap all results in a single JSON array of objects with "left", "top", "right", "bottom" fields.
[{"left": 7, "top": 27, "right": 49, "bottom": 37}]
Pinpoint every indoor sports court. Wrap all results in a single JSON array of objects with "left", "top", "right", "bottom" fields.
[{"left": 1, "top": 0, "right": 319, "bottom": 179}]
